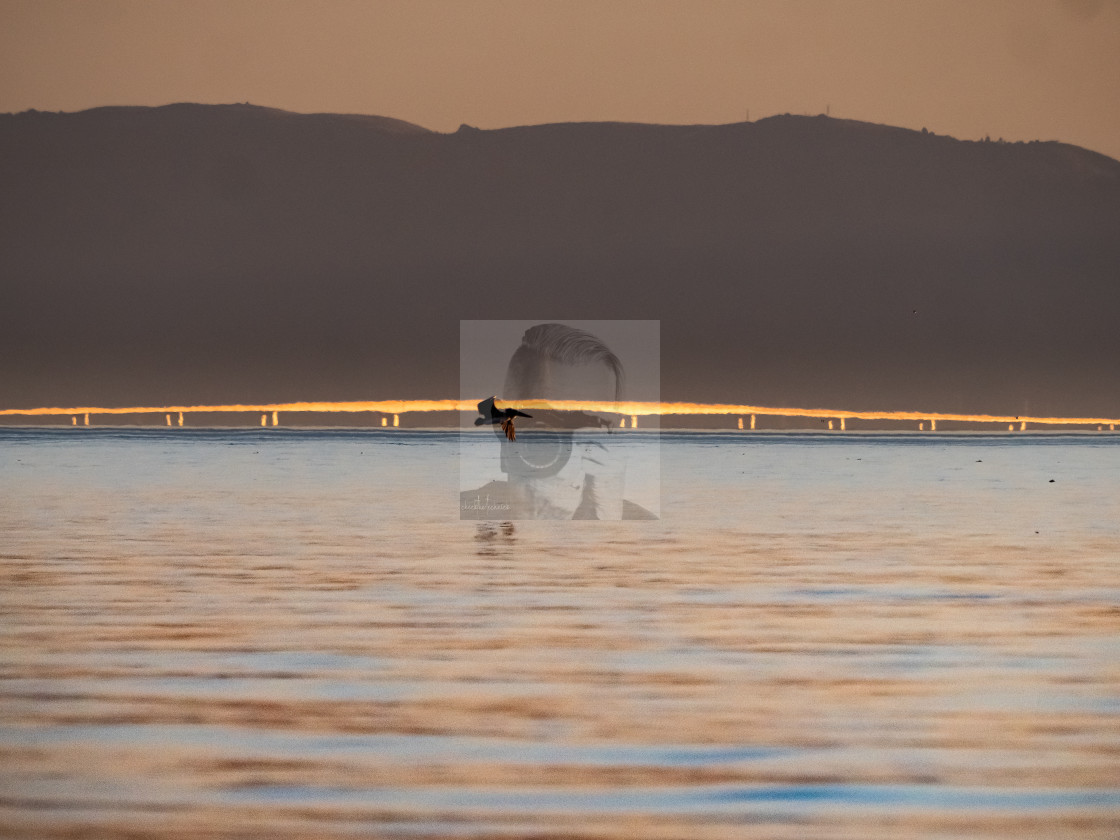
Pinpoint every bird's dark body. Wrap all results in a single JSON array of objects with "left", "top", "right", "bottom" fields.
[{"left": 475, "top": 396, "right": 531, "bottom": 441}]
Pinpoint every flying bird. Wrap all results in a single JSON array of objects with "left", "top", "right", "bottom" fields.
[{"left": 475, "top": 396, "right": 532, "bottom": 441}]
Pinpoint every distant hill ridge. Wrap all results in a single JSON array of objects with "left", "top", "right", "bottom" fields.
[
  {"left": 9, "top": 102, "right": 435, "bottom": 134},
  {"left": 8, "top": 102, "right": 1117, "bottom": 167},
  {"left": 2, "top": 103, "right": 1117, "bottom": 416}
]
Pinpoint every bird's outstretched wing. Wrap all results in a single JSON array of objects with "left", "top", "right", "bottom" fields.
[{"left": 476, "top": 397, "right": 530, "bottom": 437}]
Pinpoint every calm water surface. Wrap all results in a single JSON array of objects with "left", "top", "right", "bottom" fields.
[{"left": 1, "top": 428, "right": 1118, "bottom": 839}]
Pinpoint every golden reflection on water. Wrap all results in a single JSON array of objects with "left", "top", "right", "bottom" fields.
[{"left": 0, "top": 430, "right": 1118, "bottom": 839}]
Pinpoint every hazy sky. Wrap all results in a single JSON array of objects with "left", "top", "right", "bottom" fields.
[{"left": 2, "top": 0, "right": 1119, "bottom": 159}]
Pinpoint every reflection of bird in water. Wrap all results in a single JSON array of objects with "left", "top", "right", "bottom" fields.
[
  {"left": 475, "top": 396, "right": 531, "bottom": 441},
  {"left": 474, "top": 521, "right": 516, "bottom": 556},
  {"left": 475, "top": 521, "right": 516, "bottom": 541}
]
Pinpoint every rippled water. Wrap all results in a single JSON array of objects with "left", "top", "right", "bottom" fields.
[{"left": 1, "top": 428, "right": 1118, "bottom": 839}]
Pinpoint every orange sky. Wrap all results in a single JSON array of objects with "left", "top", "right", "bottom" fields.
[{"left": 1, "top": 0, "right": 1118, "bottom": 160}]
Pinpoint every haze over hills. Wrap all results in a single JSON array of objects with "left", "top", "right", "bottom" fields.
[{"left": 1, "top": 103, "right": 1118, "bottom": 418}]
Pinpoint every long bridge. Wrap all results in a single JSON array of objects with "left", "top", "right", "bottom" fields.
[{"left": 1, "top": 400, "right": 1117, "bottom": 431}]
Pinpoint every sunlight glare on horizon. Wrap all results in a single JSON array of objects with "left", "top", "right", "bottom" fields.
[{"left": 2, "top": 399, "right": 1120, "bottom": 428}]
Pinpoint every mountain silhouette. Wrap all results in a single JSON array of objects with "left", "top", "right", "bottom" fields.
[{"left": 1, "top": 103, "right": 1117, "bottom": 418}]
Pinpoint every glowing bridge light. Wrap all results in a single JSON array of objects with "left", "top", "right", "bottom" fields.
[
  {"left": 738, "top": 417, "right": 743, "bottom": 430},
  {"left": 272, "top": 411, "right": 278, "bottom": 426},
  {"left": 2, "top": 400, "right": 1119, "bottom": 430}
]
